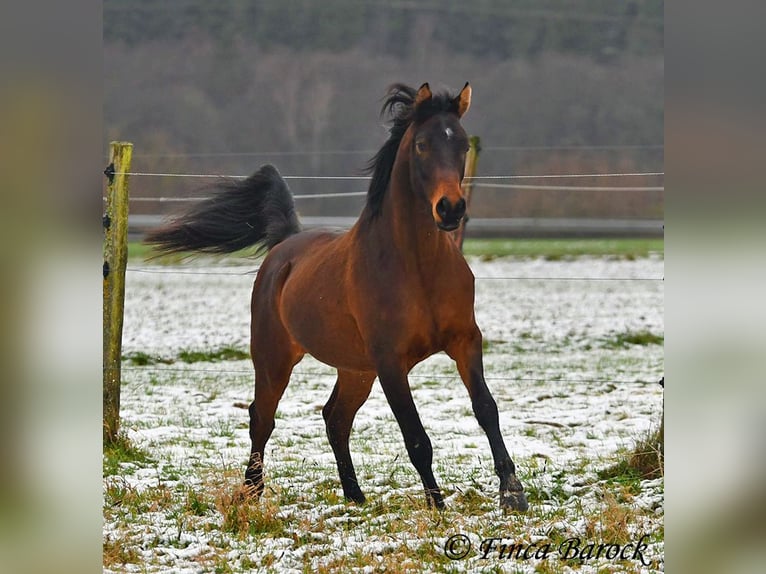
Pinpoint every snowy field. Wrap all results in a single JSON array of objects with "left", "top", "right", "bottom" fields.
[{"left": 105, "top": 254, "right": 664, "bottom": 573}]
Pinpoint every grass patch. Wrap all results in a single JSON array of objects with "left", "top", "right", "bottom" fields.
[
  {"left": 179, "top": 346, "right": 250, "bottom": 363},
  {"left": 216, "top": 485, "right": 288, "bottom": 539},
  {"left": 123, "top": 346, "right": 249, "bottom": 365},
  {"left": 599, "top": 420, "right": 664, "bottom": 484},
  {"left": 597, "top": 460, "right": 644, "bottom": 494},
  {"left": 481, "top": 338, "right": 506, "bottom": 353},
  {"left": 184, "top": 486, "right": 213, "bottom": 516},
  {"left": 584, "top": 491, "right": 633, "bottom": 545},
  {"left": 600, "top": 330, "right": 664, "bottom": 349},
  {"left": 462, "top": 238, "right": 663, "bottom": 259},
  {"left": 122, "top": 350, "right": 174, "bottom": 366},
  {"left": 103, "top": 433, "right": 155, "bottom": 476},
  {"left": 103, "top": 532, "right": 141, "bottom": 567},
  {"left": 104, "top": 479, "right": 174, "bottom": 516}
]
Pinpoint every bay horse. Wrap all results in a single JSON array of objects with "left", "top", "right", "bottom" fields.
[{"left": 146, "top": 82, "right": 528, "bottom": 511}]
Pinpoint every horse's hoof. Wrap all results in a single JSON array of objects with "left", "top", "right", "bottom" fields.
[
  {"left": 344, "top": 490, "right": 367, "bottom": 505},
  {"left": 426, "top": 489, "right": 445, "bottom": 510},
  {"left": 500, "top": 489, "right": 529, "bottom": 512}
]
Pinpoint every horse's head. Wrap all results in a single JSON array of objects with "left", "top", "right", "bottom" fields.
[{"left": 409, "top": 82, "right": 472, "bottom": 231}]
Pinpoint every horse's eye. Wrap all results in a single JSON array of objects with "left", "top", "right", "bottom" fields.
[{"left": 415, "top": 141, "right": 427, "bottom": 154}]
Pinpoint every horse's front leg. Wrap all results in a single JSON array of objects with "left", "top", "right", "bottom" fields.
[
  {"left": 376, "top": 362, "right": 444, "bottom": 509},
  {"left": 447, "top": 329, "right": 528, "bottom": 512}
]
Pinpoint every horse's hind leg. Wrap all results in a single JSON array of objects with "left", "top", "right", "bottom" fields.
[
  {"left": 244, "top": 346, "right": 303, "bottom": 497},
  {"left": 322, "top": 370, "right": 375, "bottom": 503}
]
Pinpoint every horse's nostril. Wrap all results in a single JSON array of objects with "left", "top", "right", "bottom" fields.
[
  {"left": 436, "top": 197, "right": 450, "bottom": 218},
  {"left": 454, "top": 198, "right": 466, "bottom": 217}
]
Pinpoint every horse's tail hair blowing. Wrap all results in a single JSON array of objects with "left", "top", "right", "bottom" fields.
[{"left": 145, "top": 164, "right": 301, "bottom": 255}]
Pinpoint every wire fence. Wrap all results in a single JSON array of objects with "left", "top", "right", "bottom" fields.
[
  {"left": 121, "top": 171, "right": 663, "bottom": 280},
  {"left": 110, "top": 169, "right": 664, "bottom": 201},
  {"left": 122, "top": 263, "right": 664, "bottom": 385},
  {"left": 120, "top": 262, "right": 663, "bottom": 386},
  {"left": 125, "top": 144, "right": 664, "bottom": 160},
  {"left": 117, "top": 171, "right": 663, "bottom": 179},
  {"left": 116, "top": 166, "right": 663, "bottom": 388},
  {"left": 126, "top": 265, "right": 663, "bottom": 282},
  {"left": 109, "top": 154, "right": 665, "bottom": 392},
  {"left": 115, "top": 167, "right": 664, "bottom": 281},
  {"left": 119, "top": 363, "right": 663, "bottom": 388},
  {"left": 120, "top": 262, "right": 663, "bottom": 385}
]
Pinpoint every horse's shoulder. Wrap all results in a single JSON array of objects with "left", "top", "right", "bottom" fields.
[{"left": 445, "top": 247, "right": 475, "bottom": 281}]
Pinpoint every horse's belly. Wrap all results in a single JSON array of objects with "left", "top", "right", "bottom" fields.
[
  {"left": 294, "top": 317, "right": 373, "bottom": 372},
  {"left": 307, "top": 342, "right": 375, "bottom": 372}
]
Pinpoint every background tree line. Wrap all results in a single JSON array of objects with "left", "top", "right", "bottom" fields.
[{"left": 104, "top": 0, "right": 663, "bottom": 220}]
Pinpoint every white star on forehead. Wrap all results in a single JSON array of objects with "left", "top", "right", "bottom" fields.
[{"left": 445, "top": 127, "right": 453, "bottom": 139}]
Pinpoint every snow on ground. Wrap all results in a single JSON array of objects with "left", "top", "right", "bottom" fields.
[{"left": 107, "top": 255, "right": 664, "bottom": 573}]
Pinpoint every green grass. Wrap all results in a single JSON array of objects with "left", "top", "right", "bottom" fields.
[
  {"left": 481, "top": 338, "right": 506, "bottom": 353},
  {"left": 131, "top": 238, "right": 663, "bottom": 262},
  {"left": 103, "top": 433, "right": 155, "bottom": 476},
  {"left": 123, "top": 345, "right": 249, "bottom": 365},
  {"left": 129, "top": 241, "right": 184, "bottom": 263},
  {"left": 599, "top": 419, "right": 664, "bottom": 483},
  {"left": 600, "top": 330, "right": 664, "bottom": 349},
  {"left": 462, "top": 238, "right": 663, "bottom": 260},
  {"left": 178, "top": 346, "right": 250, "bottom": 363},
  {"left": 122, "top": 350, "right": 174, "bottom": 366}
]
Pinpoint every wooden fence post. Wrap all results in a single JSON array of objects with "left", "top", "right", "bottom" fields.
[
  {"left": 103, "top": 141, "right": 132, "bottom": 445},
  {"left": 453, "top": 135, "right": 481, "bottom": 250}
]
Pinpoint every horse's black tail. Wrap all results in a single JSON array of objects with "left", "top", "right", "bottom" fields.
[{"left": 145, "top": 164, "right": 301, "bottom": 256}]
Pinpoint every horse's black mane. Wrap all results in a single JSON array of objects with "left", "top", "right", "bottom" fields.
[{"left": 364, "top": 83, "right": 461, "bottom": 217}]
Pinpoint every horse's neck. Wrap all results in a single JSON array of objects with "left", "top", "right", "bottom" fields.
[{"left": 377, "top": 156, "right": 449, "bottom": 270}]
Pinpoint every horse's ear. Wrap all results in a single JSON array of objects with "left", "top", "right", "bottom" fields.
[
  {"left": 414, "top": 83, "right": 432, "bottom": 107},
  {"left": 455, "top": 82, "right": 471, "bottom": 117}
]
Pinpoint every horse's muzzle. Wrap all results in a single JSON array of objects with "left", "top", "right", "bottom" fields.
[{"left": 435, "top": 196, "right": 466, "bottom": 231}]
